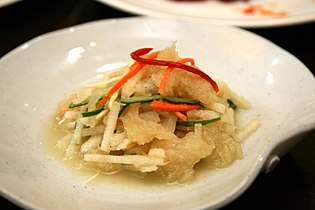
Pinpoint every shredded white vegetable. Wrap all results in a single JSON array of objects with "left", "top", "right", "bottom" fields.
[
  {"left": 53, "top": 43, "right": 260, "bottom": 184},
  {"left": 236, "top": 117, "right": 261, "bottom": 142},
  {"left": 84, "top": 148, "right": 167, "bottom": 172},
  {"left": 101, "top": 101, "right": 120, "bottom": 153}
]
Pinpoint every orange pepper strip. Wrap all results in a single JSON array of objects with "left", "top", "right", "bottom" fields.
[
  {"left": 158, "top": 58, "right": 195, "bottom": 95},
  {"left": 96, "top": 51, "right": 160, "bottom": 108},
  {"left": 174, "top": 111, "right": 188, "bottom": 121},
  {"left": 151, "top": 100, "right": 199, "bottom": 112},
  {"left": 56, "top": 109, "right": 67, "bottom": 121}
]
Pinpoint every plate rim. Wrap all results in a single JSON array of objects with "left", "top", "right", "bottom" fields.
[
  {"left": 96, "top": 0, "right": 315, "bottom": 28},
  {"left": 0, "top": 17, "right": 314, "bottom": 210}
]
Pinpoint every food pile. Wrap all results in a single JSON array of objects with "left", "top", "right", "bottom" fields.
[{"left": 54, "top": 44, "right": 259, "bottom": 184}]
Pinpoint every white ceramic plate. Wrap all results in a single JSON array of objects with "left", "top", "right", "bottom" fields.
[
  {"left": 97, "top": 0, "right": 315, "bottom": 28},
  {"left": 0, "top": 17, "right": 314, "bottom": 210},
  {"left": 0, "top": 0, "right": 20, "bottom": 8}
]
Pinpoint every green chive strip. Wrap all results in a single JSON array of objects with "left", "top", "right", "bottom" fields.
[
  {"left": 68, "top": 91, "right": 109, "bottom": 109},
  {"left": 162, "top": 96, "right": 199, "bottom": 104},
  {"left": 121, "top": 95, "right": 200, "bottom": 105},
  {"left": 176, "top": 117, "right": 221, "bottom": 127},
  {"left": 82, "top": 107, "right": 104, "bottom": 117},
  {"left": 69, "top": 100, "right": 89, "bottom": 108},
  {"left": 121, "top": 95, "right": 162, "bottom": 104},
  {"left": 227, "top": 99, "right": 237, "bottom": 110},
  {"left": 118, "top": 104, "right": 130, "bottom": 117}
]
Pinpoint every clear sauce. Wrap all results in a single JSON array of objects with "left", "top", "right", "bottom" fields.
[{"left": 41, "top": 115, "right": 216, "bottom": 188}]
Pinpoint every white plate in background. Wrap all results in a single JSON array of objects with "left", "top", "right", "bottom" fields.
[
  {"left": 0, "top": 17, "right": 314, "bottom": 210},
  {"left": 0, "top": 0, "right": 20, "bottom": 8},
  {"left": 98, "top": 0, "right": 315, "bottom": 27}
]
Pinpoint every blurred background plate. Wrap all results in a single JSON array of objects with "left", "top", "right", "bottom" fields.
[
  {"left": 97, "top": 0, "right": 315, "bottom": 28},
  {"left": 0, "top": 0, "right": 20, "bottom": 8}
]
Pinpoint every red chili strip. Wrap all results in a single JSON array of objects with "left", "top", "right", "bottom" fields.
[
  {"left": 130, "top": 48, "right": 219, "bottom": 92},
  {"left": 96, "top": 50, "right": 160, "bottom": 108}
]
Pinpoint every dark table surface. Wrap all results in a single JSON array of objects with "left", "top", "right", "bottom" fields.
[{"left": 0, "top": 0, "right": 314, "bottom": 209}]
